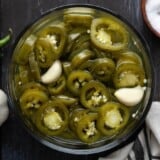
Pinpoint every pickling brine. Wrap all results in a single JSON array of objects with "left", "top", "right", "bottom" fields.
[{"left": 11, "top": 8, "right": 147, "bottom": 144}]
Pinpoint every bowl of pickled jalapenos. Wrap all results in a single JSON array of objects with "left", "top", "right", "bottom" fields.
[{"left": 8, "top": 5, "right": 153, "bottom": 154}]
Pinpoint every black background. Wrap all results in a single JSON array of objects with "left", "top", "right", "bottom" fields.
[{"left": 1, "top": 0, "right": 160, "bottom": 159}]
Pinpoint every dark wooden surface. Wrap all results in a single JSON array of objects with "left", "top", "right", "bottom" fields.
[{"left": 0, "top": 0, "right": 160, "bottom": 160}]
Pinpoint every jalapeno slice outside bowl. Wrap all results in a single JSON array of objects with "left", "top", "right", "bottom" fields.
[{"left": 6, "top": 4, "right": 154, "bottom": 155}]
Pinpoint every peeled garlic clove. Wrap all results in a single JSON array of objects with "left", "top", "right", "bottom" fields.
[
  {"left": 41, "top": 60, "right": 62, "bottom": 84},
  {"left": 0, "top": 89, "right": 9, "bottom": 126},
  {"left": 114, "top": 86, "right": 145, "bottom": 107}
]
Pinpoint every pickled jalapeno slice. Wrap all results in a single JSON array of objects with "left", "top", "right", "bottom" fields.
[
  {"left": 20, "top": 82, "right": 47, "bottom": 94},
  {"left": 14, "top": 65, "right": 31, "bottom": 97},
  {"left": 14, "top": 65, "right": 31, "bottom": 86},
  {"left": 67, "top": 70, "right": 93, "bottom": 95},
  {"left": 69, "top": 108, "right": 88, "bottom": 132},
  {"left": 76, "top": 113, "right": 101, "bottom": 143},
  {"left": 20, "top": 89, "right": 49, "bottom": 116},
  {"left": 70, "top": 33, "right": 90, "bottom": 53},
  {"left": 15, "top": 34, "right": 37, "bottom": 65},
  {"left": 48, "top": 75, "right": 66, "bottom": 95},
  {"left": 113, "top": 63, "right": 146, "bottom": 88},
  {"left": 54, "top": 95, "right": 78, "bottom": 106},
  {"left": 71, "top": 49, "right": 94, "bottom": 69},
  {"left": 97, "top": 102, "right": 129, "bottom": 136},
  {"left": 62, "top": 62, "right": 72, "bottom": 76},
  {"left": 64, "top": 10, "right": 93, "bottom": 28},
  {"left": 116, "top": 51, "right": 142, "bottom": 67},
  {"left": 35, "top": 100, "right": 69, "bottom": 136},
  {"left": 66, "top": 27, "right": 89, "bottom": 53},
  {"left": 34, "top": 38, "right": 55, "bottom": 68},
  {"left": 28, "top": 52, "right": 41, "bottom": 81},
  {"left": 38, "top": 24, "right": 67, "bottom": 56},
  {"left": 90, "top": 18, "right": 129, "bottom": 51},
  {"left": 80, "top": 80, "right": 110, "bottom": 109},
  {"left": 90, "top": 58, "right": 115, "bottom": 82}
]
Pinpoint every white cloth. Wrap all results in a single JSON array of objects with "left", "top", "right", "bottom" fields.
[{"left": 99, "top": 101, "right": 160, "bottom": 160}]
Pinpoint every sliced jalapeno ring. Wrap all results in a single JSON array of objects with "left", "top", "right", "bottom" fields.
[
  {"left": 71, "top": 49, "right": 94, "bottom": 69},
  {"left": 116, "top": 51, "right": 142, "bottom": 68},
  {"left": 35, "top": 100, "right": 69, "bottom": 136},
  {"left": 15, "top": 34, "right": 37, "bottom": 64},
  {"left": 14, "top": 65, "right": 31, "bottom": 98},
  {"left": 67, "top": 70, "right": 93, "bottom": 95},
  {"left": 48, "top": 76, "right": 66, "bottom": 95},
  {"left": 76, "top": 114, "right": 101, "bottom": 143},
  {"left": 38, "top": 24, "right": 67, "bottom": 56},
  {"left": 28, "top": 52, "right": 41, "bottom": 81},
  {"left": 34, "top": 38, "right": 55, "bottom": 68},
  {"left": 91, "top": 17, "right": 129, "bottom": 51},
  {"left": 20, "top": 89, "right": 49, "bottom": 116},
  {"left": 64, "top": 12, "right": 93, "bottom": 28},
  {"left": 71, "top": 33, "right": 90, "bottom": 53},
  {"left": 113, "top": 63, "right": 146, "bottom": 88},
  {"left": 90, "top": 58, "right": 115, "bottom": 82},
  {"left": 20, "top": 82, "right": 47, "bottom": 93},
  {"left": 53, "top": 95, "right": 78, "bottom": 106},
  {"left": 62, "top": 62, "right": 73, "bottom": 76},
  {"left": 69, "top": 108, "right": 88, "bottom": 132},
  {"left": 80, "top": 80, "right": 110, "bottom": 109},
  {"left": 97, "top": 102, "right": 130, "bottom": 136}
]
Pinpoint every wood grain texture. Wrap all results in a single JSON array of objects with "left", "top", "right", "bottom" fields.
[{"left": 0, "top": 0, "right": 160, "bottom": 159}]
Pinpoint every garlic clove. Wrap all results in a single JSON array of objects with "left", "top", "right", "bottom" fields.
[
  {"left": 114, "top": 86, "right": 145, "bottom": 107},
  {"left": 0, "top": 89, "right": 9, "bottom": 126},
  {"left": 41, "top": 60, "right": 62, "bottom": 84}
]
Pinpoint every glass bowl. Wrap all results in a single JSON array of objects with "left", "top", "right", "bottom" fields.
[{"left": 6, "top": 4, "right": 154, "bottom": 155}]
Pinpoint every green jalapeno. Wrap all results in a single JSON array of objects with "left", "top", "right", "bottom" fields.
[
  {"left": 14, "top": 65, "right": 31, "bottom": 97},
  {"left": 90, "top": 17, "right": 129, "bottom": 51},
  {"left": 67, "top": 70, "right": 93, "bottom": 95},
  {"left": 35, "top": 100, "right": 69, "bottom": 136},
  {"left": 62, "top": 62, "right": 73, "bottom": 76},
  {"left": 20, "top": 89, "right": 49, "bottom": 116},
  {"left": 69, "top": 108, "right": 88, "bottom": 132},
  {"left": 64, "top": 10, "right": 93, "bottom": 28},
  {"left": 28, "top": 52, "right": 41, "bottom": 81},
  {"left": 34, "top": 38, "right": 55, "bottom": 68},
  {"left": 97, "top": 102, "right": 129, "bottom": 136},
  {"left": 76, "top": 113, "right": 101, "bottom": 143},
  {"left": 65, "top": 27, "right": 89, "bottom": 54},
  {"left": 71, "top": 33, "right": 90, "bottom": 53},
  {"left": 90, "top": 58, "right": 115, "bottom": 82},
  {"left": 15, "top": 34, "right": 37, "bottom": 64},
  {"left": 38, "top": 24, "right": 66, "bottom": 56},
  {"left": 91, "top": 46, "right": 113, "bottom": 59},
  {"left": 0, "top": 28, "right": 12, "bottom": 48},
  {"left": 80, "top": 80, "right": 110, "bottom": 109},
  {"left": 53, "top": 95, "right": 78, "bottom": 106},
  {"left": 71, "top": 49, "right": 94, "bottom": 69},
  {"left": 20, "top": 82, "right": 48, "bottom": 96},
  {"left": 116, "top": 51, "right": 142, "bottom": 67},
  {"left": 14, "top": 65, "right": 30, "bottom": 85},
  {"left": 48, "top": 75, "right": 66, "bottom": 95},
  {"left": 113, "top": 63, "right": 145, "bottom": 88},
  {"left": 67, "top": 27, "right": 88, "bottom": 41}
]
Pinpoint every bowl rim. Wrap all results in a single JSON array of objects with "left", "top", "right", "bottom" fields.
[
  {"left": 141, "top": 0, "right": 160, "bottom": 38},
  {"left": 7, "top": 3, "right": 155, "bottom": 155}
]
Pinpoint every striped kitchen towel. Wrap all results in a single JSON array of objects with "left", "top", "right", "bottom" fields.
[{"left": 99, "top": 101, "right": 160, "bottom": 160}]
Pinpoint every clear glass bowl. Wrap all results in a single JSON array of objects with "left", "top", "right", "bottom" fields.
[{"left": 6, "top": 4, "right": 154, "bottom": 155}]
